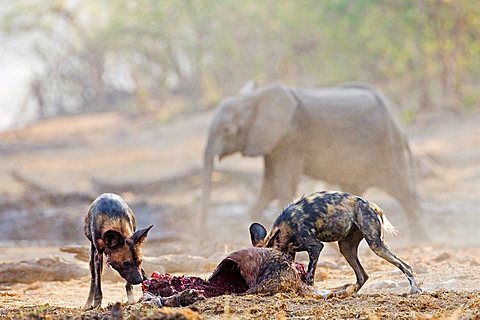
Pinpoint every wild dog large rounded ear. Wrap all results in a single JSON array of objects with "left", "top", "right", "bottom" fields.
[
  {"left": 102, "top": 230, "right": 125, "bottom": 250},
  {"left": 249, "top": 223, "right": 267, "bottom": 247},
  {"left": 132, "top": 225, "right": 154, "bottom": 245}
]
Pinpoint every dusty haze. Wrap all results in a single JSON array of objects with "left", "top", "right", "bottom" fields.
[{"left": 0, "top": 1, "right": 479, "bottom": 319}]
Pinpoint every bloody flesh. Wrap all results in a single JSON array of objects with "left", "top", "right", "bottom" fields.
[{"left": 142, "top": 248, "right": 308, "bottom": 299}]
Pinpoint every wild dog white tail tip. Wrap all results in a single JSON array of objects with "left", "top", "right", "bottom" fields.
[{"left": 382, "top": 214, "right": 398, "bottom": 236}]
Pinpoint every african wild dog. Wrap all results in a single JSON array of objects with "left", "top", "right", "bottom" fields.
[
  {"left": 249, "top": 191, "right": 421, "bottom": 295},
  {"left": 84, "top": 193, "right": 153, "bottom": 309}
]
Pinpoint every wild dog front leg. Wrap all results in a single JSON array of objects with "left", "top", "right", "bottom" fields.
[
  {"left": 83, "top": 243, "right": 96, "bottom": 310},
  {"left": 126, "top": 268, "right": 148, "bottom": 303},
  {"left": 125, "top": 283, "right": 134, "bottom": 304},
  {"left": 92, "top": 248, "right": 104, "bottom": 308},
  {"left": 305, "top": 241, "right": 324, "bottom": 285}
]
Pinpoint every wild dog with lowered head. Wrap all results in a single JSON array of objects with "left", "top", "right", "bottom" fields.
[
  {"left": 249, "top": 191, "right": 421, "bottom": 296},
  {"left": 84, "top": 193, "right": 153, "bottom": 309}
]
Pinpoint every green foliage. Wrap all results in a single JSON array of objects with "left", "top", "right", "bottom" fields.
[
  {"left": 402, "top": 108, "right": 418, "bottom": 125},
  {"left": 1, "top": 0, "right": 479, "bottom": 120}
]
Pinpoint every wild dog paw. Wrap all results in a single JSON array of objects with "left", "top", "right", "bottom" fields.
[{"left": 409, "top": 286, "right": 423, "bottom": 294}]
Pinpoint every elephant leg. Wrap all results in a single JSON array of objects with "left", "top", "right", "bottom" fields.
[
  {"left": 272, "top": 153, "right": 303, "bottom": 211},
  {"left": 274, "top": 183, "right": 296, "bottom": 210},
  {"left": 379, "top": 166, "right": 426, "bottom": 240},
  {"left": 249, "top": 149, "right": 303, "bottom": 222},
  {"left": 248, "top": 157, "right": 275, "bottom": 222},
  {"left": 248, "top": 178, "right": 275, "bottom": 222},
  {"left": 388, "top": 185, "right": 426, "bottom": 240},
  {"left": 339, "top": 183, "right": 367, "bottom": 197}
]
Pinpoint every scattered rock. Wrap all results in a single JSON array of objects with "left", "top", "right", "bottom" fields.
[
  {"left": 314, "top": 270, "right": 329, "bottom": 282},
  {"left": 60, "top": 245, "right": 90, "bottom": 262},
  {"left": 0, "top": 256, "right": 88, "bottom": 283},
  {"left": 110, "top": 302, "right": 123, "bottom": 320},
  {"left": 314, "top": 289, "right": 332, "bottom": 299},
  {"left": 367, "top": 280, "right": 401, "bottom": 290},
  {"left": 470, "top": 259, "right": 480, "bottom": 267},
  {"left": 456, "top": 255, "right": 480, "bottom": 266},
  {"left": 156, "top": 307, "right": 203, "bottom": 320},
  {"left": 317, "top": 260, "right": 348, "bottom": 270},
  {"left": 414, "top": 262, "right": 430, "bottom": 274},
  {"left": 438, "top": 278, "right": 459, "bottom": 289},
  {"left": 433, "top": 252, "right": 451, "bottom": 262},
  {"left": 61, "top": 245, "right": 209, "bottom": 274}
]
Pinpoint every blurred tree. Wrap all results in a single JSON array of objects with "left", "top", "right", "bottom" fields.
[
  {"left": 2, "top": 0, "right": 132, "bottom": 117},
  {"left": 1, "top": 0, "right": 479, "bottom": 122}
]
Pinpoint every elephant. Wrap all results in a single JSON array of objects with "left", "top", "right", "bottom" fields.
[{"left": 201, "top": 82, "right": 424, "bottom": 237}]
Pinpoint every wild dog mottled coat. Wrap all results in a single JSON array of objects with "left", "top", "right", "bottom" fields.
[
  {"left": 250, "top": 191, "right": 421, "bottom": 296},
  {"left": 84, "top": 193, "right": 153, "bottom": 309}
]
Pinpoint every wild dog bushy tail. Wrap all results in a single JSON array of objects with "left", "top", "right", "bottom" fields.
[
  {"left": 368, "top": 202, "right": 398, "bottom": 236},
  {"left": 381, "top": 213, "right": 398, "bottom": 236}
]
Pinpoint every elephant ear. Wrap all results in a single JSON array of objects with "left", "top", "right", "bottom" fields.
[{"left": 243, "top": 84, "right": 297, "bottom": 157}]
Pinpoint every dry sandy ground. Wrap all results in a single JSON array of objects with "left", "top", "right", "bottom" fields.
[
  {"left": 0, "top": 246, "right": 479, "bottom": 319},
  {"left": 0, "top": 109, "right": 480, "bottom": 318}
]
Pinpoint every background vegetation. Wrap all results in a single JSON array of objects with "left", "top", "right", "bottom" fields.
[{"left": 2, "top": 0, "right": 480, "bottom": 122}]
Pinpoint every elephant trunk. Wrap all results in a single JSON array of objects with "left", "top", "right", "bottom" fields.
[{"left": 200, "top": 142, "right": 215, "bottom": 226}]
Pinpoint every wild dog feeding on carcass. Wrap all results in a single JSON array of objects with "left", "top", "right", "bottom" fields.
[
  {"left": 250, "top": 191, "right": 422, "bottom": 296},
  {"left": 141, "top": 247, "right": 330, "bottom": 306},
  {"left": 83, "top": 193, "right": 153, "bottom": 309}
]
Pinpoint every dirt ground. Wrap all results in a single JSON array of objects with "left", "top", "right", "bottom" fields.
[{"left": 0, "top": 109, "right": 480, "bottom": 319}]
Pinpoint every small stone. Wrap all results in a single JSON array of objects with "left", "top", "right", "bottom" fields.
[
  {"left": 414, "top": 262, "right": 429, "bottom": 274},
  {"left": 368, "top": 280, "right": 400, "bottom": 289},
  {"left": 314, "top": 289, "right": 332, "bottom": 299},
  {"left": 432, "top": 252, "right": 451, "bottom": 262}
]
